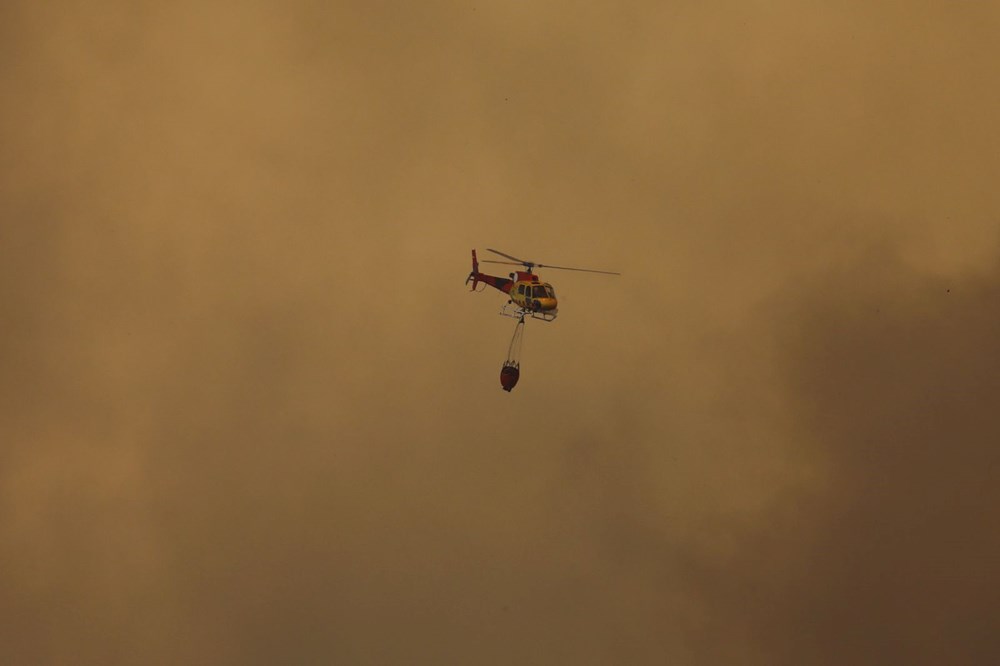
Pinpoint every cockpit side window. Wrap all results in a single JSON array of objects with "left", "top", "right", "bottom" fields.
[{"left": 517, "top": 284, "right": 525, "bottom": 295}]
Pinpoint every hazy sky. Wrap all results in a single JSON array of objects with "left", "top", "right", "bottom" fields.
[{"left": 2, "top": 1, "right": 998, "bottom": 664}]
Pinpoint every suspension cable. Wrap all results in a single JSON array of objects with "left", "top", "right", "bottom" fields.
[{"left": 505, "top": 315, "right": 526, "bottom": 365}]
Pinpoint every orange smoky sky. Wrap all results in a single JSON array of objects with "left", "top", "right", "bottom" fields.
[{"left": 2, "top": 1, "right": 998, "bottom": 664}]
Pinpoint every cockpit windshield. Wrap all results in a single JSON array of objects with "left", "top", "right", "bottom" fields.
[{"left": 533, "top": 286, "right": 550, "bottom": 298}]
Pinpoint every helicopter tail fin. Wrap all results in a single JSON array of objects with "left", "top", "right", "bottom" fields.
[
  {"left": 466, "top": 249, "right": 480, "bottom": 291},
  {"left": 466, "top": 249, "right": 514, "bottom": 294}
]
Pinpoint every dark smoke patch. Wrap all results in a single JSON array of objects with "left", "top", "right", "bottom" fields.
[{"left": 691, "top": 255, "right": 1000, "bottom": 665}]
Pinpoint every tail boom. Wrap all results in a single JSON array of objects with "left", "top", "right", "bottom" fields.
[{"left": 467, "top": 249, "right": 512, "bottom": 293}]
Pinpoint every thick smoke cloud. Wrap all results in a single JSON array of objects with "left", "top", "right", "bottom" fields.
[
  {"left": 684, "top": 257, "right": 1000, "bottom": 665},
  {"left": 2, "top": 1, "right": 998, "bottom": 664}
]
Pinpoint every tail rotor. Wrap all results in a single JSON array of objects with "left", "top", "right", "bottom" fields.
[{"left": 465, "top": 249, "right": 480, "bottom": 291}]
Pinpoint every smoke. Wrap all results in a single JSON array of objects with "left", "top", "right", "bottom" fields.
[
  {"left": 681, "top": 254, "right": 1000, "bottom": 665},
  {"left": 2, "top": 1, "right": 999, "bottom": 664}
]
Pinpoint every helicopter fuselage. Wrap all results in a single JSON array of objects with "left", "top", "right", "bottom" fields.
[
  {"left": 470, "top": 266, "right": 557, "bottom": 314},
  {"left": 508, "top": 271, "right": 558, "bottom": 313}
]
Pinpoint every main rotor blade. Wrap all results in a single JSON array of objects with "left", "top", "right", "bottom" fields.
[
  {"left": 536, "top": 263, "right": 621, "bottom": 275},
  {"left": 480, "top": 259, "right": 524, "bottom": 267},
  {"left": 485, "top": 248, "right": 529, "bottom": 264},
  {"left": 483, "top": 248, "right": 620, "bottom": 274}
]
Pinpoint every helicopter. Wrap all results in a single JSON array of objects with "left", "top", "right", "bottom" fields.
[
  {"left": 465, "top": 248, "right": 620, "bottom": 322},
  {"left": 466, "top": 248, "right": 619, "bottom": 391}
]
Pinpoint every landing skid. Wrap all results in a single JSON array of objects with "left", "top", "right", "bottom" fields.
[{"left": 500, "top": 302, "right": 557, "bottom": 322}]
